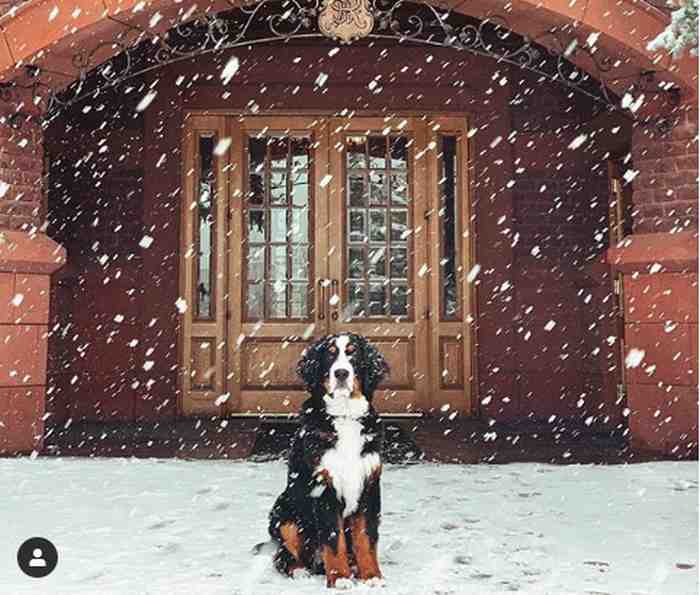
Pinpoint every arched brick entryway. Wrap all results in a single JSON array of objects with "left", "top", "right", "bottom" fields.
[{"left": 0, "top": 0, "right": 696, "bottom": 456}]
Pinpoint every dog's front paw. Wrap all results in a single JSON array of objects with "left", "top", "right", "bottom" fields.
[
  {"left": 362, "top": 577, "right": 386, "bottom": 588},
  {"left": 291, "top": 567, "right": 312, "bottom": 580},
  {"left": 333, "top": 577, "right": 354, "bottom": 590}
]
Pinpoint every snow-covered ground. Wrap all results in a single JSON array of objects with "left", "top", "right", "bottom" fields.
[{"left": 0, "top": 458, "right": 697, "bottom": 595}]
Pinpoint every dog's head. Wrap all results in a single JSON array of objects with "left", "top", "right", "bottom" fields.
[{"left": 297, "top": 334, "right": 389, "bottom": 402}]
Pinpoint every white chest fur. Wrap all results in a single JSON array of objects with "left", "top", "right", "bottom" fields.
[{"left": 316, "top": 401, "right": 380, "bottom": 518}]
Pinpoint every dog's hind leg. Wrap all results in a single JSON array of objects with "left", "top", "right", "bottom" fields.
[{"left": 274, "top": 522, "right": 308, "bottom": 577}]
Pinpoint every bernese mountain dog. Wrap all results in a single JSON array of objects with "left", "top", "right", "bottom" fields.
[{"left": 267, "top": 333, "right": 389, "bottom": 588}]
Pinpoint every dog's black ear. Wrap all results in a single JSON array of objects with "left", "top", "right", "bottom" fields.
[
  {"left": 297, "top": 336, "right": 329, "bottom": 397},
  {"left": 359, "top": 336, "right": 389, "bottom": 399}
]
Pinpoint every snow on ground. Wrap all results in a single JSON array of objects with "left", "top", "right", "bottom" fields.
[{"left": 0, "top": 458, "right": 697, "bottom": 595}]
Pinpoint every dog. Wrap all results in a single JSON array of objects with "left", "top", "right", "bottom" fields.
[{"left": 266, "top": 333, "right": 389, "bottom": 588}]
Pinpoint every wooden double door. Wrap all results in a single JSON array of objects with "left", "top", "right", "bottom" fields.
[{"left": 179, "top": 114, "right": 473, "bottom": 416}]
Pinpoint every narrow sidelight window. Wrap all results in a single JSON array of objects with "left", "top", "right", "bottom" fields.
[
  {"left": 195, "top": 134, "right": 216, "bottom": 320},
  {"left": 439, "top": 135, "right": 459, "bottom": 319}
]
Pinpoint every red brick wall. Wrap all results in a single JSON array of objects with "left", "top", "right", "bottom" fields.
[
  {"left": 46, "top": 110, "right": 145, "bottom": 424},
  {"left": 631, "top": 107, "right": 699, "bottom": 233},
  {"left": 478, "top": 79, "right": 624, "bottom": 427},
  {"left": 0, "top": 115, "right": 44, "bottom": 231}
]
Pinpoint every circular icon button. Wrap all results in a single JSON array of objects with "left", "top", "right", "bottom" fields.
[{"left": 17, "top": 537, "right": 58, "bottom": 578}]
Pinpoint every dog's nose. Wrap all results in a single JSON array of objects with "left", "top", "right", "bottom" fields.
[{"left": 334, "top": 369, "right": 349, "bottom": 382}]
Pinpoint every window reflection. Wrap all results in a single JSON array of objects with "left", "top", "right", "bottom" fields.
[
  {"left": 196, "top": 135, "right": 215, "bottom": 319},
  {"left": 440, "top": 135, "right": 459, "bottom": 319},
  {"left": 244, "top": 134, "right": 312, "bottom": 320},
  {"left": 345, "top": 134, "right": 411, "bottom": 318}
]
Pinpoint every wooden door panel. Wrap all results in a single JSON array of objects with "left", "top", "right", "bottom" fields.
[
  {"left": 226, "top": 116, "right": 330, "bottom": 413},
  {"left": 240, "top": 339, "right": 308, "bottom": 389},
  {"left": 326, "top": 116, "right": 431, "bottom": 412}
]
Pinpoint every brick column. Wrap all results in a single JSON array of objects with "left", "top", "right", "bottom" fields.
[
  {"left": 0, "top": 116, "right": 65, "bottom": 454},
  {"left": 609, "top": 106, "right": 699, "bottom": 457}
]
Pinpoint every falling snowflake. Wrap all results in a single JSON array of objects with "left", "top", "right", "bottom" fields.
[
  {"left": 221, "top": 56, "right": 240, "bottom": 85},
  {"left": 568, "top": 134, "right": 588, "bottom": 150},
  {"left": 175, "top": 297, "right": 188, "bottom": 314},
  {"left": 136, "top": 90, "right": 157, "bottom": 112},
  {"left": 625, "top": 348, "right": 646, "bottom": 369},
  {"left": 139, "top": 235, "right": 154, "bottom": 249}
]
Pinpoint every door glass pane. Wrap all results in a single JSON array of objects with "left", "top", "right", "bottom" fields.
[
  {"left": 270, "top": 171, "right": 287, "bottom": 204},
  {"left": 248, "top": 210, "right": 265, "bottom": 243},
  {"left": 248, "top": 138, "right": 265, "bottom": 206},
  {"left": 349, "top": 210, "right": 365, "bottom": 243},
  {"left": 369, "top": 210, "right": 386, "bottom": 241},
  {"left": 390, "top": 284, "right": 408, "bottom": 316},
  {"left": 391, "top": 172, "right": 409, "bottom": 205},
  {"left": 290, "top": 283, "right": 308, "bottom": 318},
  {"left": 343, "top": 133, "right": 412, "bottom": 319},
  {"left": 369, "top": 136, "right": 386, "bottom": 169},
  {"left": 269, "top": 136, "right": 288, "bottom": 169},
  {"left": 348, "top": 247, "right": 364, "bottom": 279},
  {"left": 244, "top": 133, "right": 313, "bottom": 320},
  {"left": 270, "top": 209, "right": 287, "bottom": 242},
  {"left": 196, "top": 134, "right": 215, "bottom": 320},
  {"left": 390, "top": 136, "right": 407, "bottom": 169},
  {"left": 246, "top": 283, "right": 263, "bottom": 319},
  {"left": 248, "top": 246, "right": 265, "bottom": 280},
  {"left": 269, "top": 281, "right": 287, "bottom": 318},
  {"left": 368, "top": 283, "right": 387, "bottom": 316},
  {"left": 270, "top": 245, "right": 287, "bottom": 280},
  {"left": 370, "top": 171, "right": 388, "bottom": 205},
  {"left": 291, "top": 209, "right": 308, "bottom": 242},
  {"left": 347, "top": 136, "right": 367, "bottom": 169},
  {"left": 291, "top": 172, "right": 309, "bottom": 207},
  {"left": 291, "top": 245, "right": 309, "bottom": 280},
  {"left": 390, "top": 210, "right": 408, "bottom": 241},
  {"left": 368, "top": 247, "right": 386, "bottom": 277},
  {"left": 348, "top": 174, "right": 367, "bottom": 207},
  {"left": 440, "top": 135, "right": 459, "bottom": 319},
  {"left": 348, "top": 282, "right": 365, "bottom": 317},
  {"left": 390, "top": 247, "right": 408, "bottom": 278}
]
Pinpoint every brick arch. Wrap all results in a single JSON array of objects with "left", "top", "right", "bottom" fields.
[{"left": 0, "top": 0, "right": 696, "bottom": 103}]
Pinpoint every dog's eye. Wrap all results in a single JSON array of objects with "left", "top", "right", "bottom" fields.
[
  {"left": 346, "top": 345, "right": 355, "bottom": 355},
  {"left": 329, "top": 346, "right": 337, "bottom": 354}
]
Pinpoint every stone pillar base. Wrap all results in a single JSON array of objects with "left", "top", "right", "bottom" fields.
[
  {"left": 0, "top": 230, "right": 65, "bottom": 454},
  {"left": 608, "top": 231, "right": 698, "bottom": 458}
]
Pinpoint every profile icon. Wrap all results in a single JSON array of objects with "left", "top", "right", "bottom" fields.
[
  {"left": 17, "top": 537, "right": 58, "bottom": 578},
  {"left": 29, "top": 548, "right": 47, "bottom": 568}
]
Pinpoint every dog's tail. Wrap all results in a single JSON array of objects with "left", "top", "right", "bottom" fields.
[{"left": 251, "top": 540, "right": 277, "bottom": 556}]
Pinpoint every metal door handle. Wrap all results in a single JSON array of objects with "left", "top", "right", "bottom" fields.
[
  {"left": 318, "top": 278, "right": 327, "bottom": 320},
  {"left": 331, "top": 279, "right": 339, "bottom": 321}
]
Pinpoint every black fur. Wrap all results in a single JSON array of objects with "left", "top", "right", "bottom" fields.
[{"left": 268, "top": 334, "right": 389, "bottom": 583}]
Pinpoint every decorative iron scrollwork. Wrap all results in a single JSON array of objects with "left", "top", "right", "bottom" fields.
[{"left": 0, "top": 0, "right": 681, "bottom": 128}]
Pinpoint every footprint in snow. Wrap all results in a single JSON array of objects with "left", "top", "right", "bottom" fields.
[
  {"left": 156, "top": 542, "right": 181, "bottom": 555},
  {"left": 147, "top": 519, "right": 176, "bottom": 530},
  {"left": 470, "top": 572, "right": 493, "bottom": 580}
]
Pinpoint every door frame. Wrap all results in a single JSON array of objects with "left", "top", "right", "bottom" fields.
[{"left": 177, "top": 110, "right": 477, "bottom": 417}]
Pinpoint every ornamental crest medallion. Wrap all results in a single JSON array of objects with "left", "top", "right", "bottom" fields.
[{"left": 318, "top": 0, "right": 374, "bottom": 43}]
